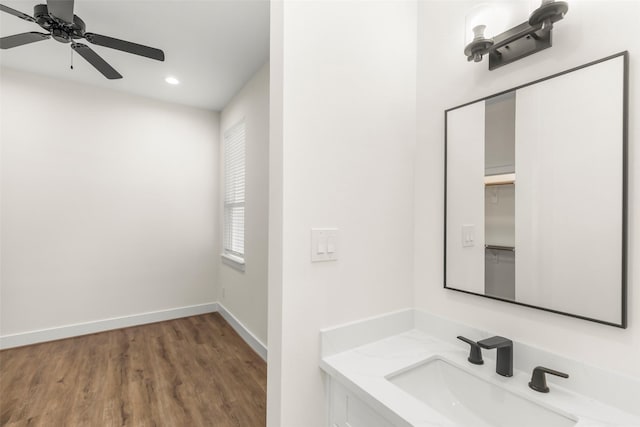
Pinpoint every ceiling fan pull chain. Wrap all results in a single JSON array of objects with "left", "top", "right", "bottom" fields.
[{"left": 70, "top": 44, "right": 74, "bottom": 70}]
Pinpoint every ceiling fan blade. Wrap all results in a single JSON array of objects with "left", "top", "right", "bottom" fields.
[
  {"left": 0, "top": 4, "right": 35, "bottom": 22},
  {"left": 1, "top": 32, "right": 50, "bottom": 49},
  {"left": 71, "top": 43, "right": 122, "bottom": 80},
  {"left": 47, "top": 0, "right": 74, "bottom": 23},
  {"left": 84, "top": 33, "right": 164, "bottom": 61}
]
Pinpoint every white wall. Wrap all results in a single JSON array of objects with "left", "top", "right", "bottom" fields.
[
  {"left": 219, "top": 62, "right": 269, "bottom": 346},
  {"left": 514, "top": 56, "right": 623, "bottom": 322},
  {"left": 267, "top": 3, "right": 284, "bottom": 423},
  {"left": 415, "top": 0, "right": 640, "bottom": 378},
  {"left": 446, "top": 101, "right": 485, "bottom": 293},
  {"left": 268, "top": 1, "right": 417, "bottom": 425},
  {"left": 1, "top": 69, "right": 219, "bottom": 338}
]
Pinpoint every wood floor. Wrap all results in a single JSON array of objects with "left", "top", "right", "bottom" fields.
[{"left": 0, "top": 313, "right": 266, "bottom": 427}]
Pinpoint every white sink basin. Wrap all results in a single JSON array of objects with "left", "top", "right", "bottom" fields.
[{"left": 387, "top": 358, "right": 577, "bottom": 427}]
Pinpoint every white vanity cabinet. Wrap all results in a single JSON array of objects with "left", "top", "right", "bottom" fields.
[
  {"left": 328, "top": 377, "right": 395, "bottom": 427},
  {"left": 321, "top": 310, "right": 640, "bottom": 427}
]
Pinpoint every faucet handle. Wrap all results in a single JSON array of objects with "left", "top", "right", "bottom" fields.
[
  {"left": 529, "top": 366, "right": 569, "bottom": 393},
  {"left": 457, "top": 336, "right": 484, "bottom": 365}
]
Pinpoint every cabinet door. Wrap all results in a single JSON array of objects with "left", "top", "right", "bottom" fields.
[
  {"left": 346, "top": 395, "right": 394, "bottom": 427},
  {"left": 328, "top": 379, "right": 394, "bottom": 427},
  {"left": 328, "top": 377, "right": 348, "bottom": 427}
]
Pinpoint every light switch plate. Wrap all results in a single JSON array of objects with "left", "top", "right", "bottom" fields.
[
  {"left": 462, "top": 224, "right": 475, "bottom": 247},
  {"left": 311, "top": 228, "right": 339, "bottom": 262}
]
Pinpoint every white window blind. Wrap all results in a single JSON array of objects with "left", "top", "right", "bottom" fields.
[{"left": 224, "top": 120, "right": 246, "bottom": 259}]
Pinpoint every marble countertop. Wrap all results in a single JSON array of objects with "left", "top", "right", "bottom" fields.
[{"left": 321, "top": 329, "right": 640, "bottom": 427}]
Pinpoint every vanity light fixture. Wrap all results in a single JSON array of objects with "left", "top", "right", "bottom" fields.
[{"left": 464, "top": 0, "right": 569, "bottom": 70}]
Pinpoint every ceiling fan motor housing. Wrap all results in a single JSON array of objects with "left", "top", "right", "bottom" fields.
[
  {"left": 33, "top": 4, "right": 85, "bottom": 43},
  {"left": 33, "top": 4, "right": 51, "bottom": 26}
]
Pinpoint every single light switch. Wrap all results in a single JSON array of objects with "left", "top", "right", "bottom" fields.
[
  {"left": 311, "top": 228, "right": 339, "bottom": 262},
  {"left": 327, "top": 237, "right": 336, "bottom": 254},
  {"left": 462, "top": 224, "right": 475, "bottom": 248},
  {"left": 317, "top": 236, "right": 327, "bottom": 254}
]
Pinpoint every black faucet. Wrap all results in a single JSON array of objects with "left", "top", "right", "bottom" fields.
[
  {"left": 457, "top": 336, "right": 484, "bottom": 365},
  {"left": 528, "top": 366, "right": 569, "bottom": 393},
  {"left": 477, "top": 336, "right": 513, "bottom": 377}
]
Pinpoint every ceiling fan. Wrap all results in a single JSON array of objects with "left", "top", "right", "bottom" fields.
[{"left": 0, "top": 0, "right": 165, "bottom": 79}]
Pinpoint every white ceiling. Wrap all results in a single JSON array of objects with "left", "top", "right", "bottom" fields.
[{"left": 0, "top": 0, "right": 270, "bottom": 110}]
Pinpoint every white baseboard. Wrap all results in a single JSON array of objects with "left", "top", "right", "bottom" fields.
[
  {"left": 217, "top": 303, "right": 268, "bottom": 361},
  {"left": 0, "top": 302, "right": 268, "bottom": 362},
  {"left": 0, "top": 302, "right": 219, "bottom": 350}
]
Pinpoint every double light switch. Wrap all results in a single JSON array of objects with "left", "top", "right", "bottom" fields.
[
  {"left": 462, "top": 224, "right": 475, "bottom": 247},
  {"left": 311, "top": 228, "right": 338, "bottom": 262}
]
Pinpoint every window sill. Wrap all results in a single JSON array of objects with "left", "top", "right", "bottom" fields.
[{"left": 221, "top": 253, "right": 245, "bottom": 272}]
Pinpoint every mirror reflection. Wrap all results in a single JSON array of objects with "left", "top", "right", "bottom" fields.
[
  {"left": 484, "top": 91, "right": 516, "bottom": 300},
  {"left": 445, "top": 52, "right": 627, "bottom": 327}
]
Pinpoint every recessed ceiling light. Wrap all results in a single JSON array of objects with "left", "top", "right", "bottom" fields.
[{"left": 165, "top": 76, "right": 180, "bottom": 85}]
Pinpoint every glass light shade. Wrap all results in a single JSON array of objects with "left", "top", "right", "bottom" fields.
[
  {"left": 527, "top": 0, "right": 570, "bottom": 14},
  {"left": 465, "top": 1, "right": 532, "bottom": 44},
  {"left": 464, "top": 3, "right": 494, "bottom": 45}
]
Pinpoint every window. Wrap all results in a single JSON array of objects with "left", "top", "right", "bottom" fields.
[{"left": 223, "top": 120, "right": 246, "bottom": 269}]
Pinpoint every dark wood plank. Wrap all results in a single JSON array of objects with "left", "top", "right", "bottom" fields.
[{"left": 0, "top": 313, "right": 266, "bottom": 427}]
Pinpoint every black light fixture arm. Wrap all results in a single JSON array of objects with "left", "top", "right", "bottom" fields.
[{"left": 488, "top": 21, "right": 551, "bottom": 70}]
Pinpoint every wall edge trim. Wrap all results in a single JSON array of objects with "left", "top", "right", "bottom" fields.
[{"left": 217, "top": 302, "right": 268, "bottom": 361}]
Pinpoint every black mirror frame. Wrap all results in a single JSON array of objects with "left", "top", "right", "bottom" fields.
[{"left": 443, "top": 51, "right": 628, "bottom": 329}]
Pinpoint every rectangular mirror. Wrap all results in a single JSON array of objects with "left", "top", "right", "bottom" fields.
[{"left": 444, "top": 52, "right": 628, "bottom": 327}]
